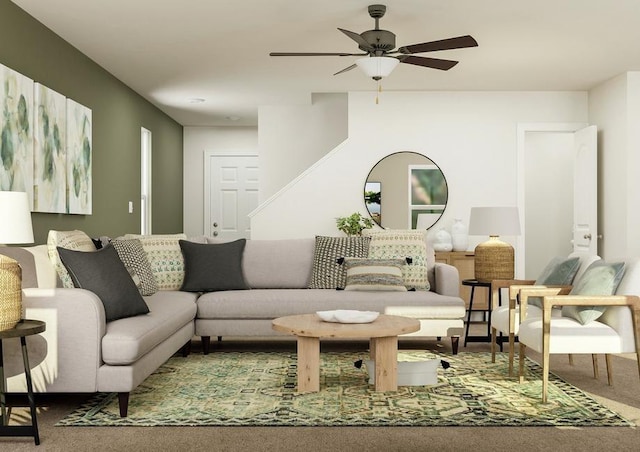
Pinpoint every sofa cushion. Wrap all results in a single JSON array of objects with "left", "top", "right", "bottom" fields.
[
  {"left": 241, "top": 238, "right": 315, "bottom": 289},
  {"left": 308, "top": 236, "right": 370, "bottom": 289},
  {"left": 111, "top": 238, "right": 158, "bottom": 296},
  {"left": 47, "top": 229, "right": 96, "bottom": 288},
  {"left": 562, "top": 261, "right": 626, "bottom": 324},
  {"left": 57, "top": 244, "right": 150, "bottom": 322},
  {"left": 363, "top": 229, "right": 430, "bottom": 291},
  {"left": 101, "top": 291, "right": 198, "bottom": 365},
  {"left": 197, "top": 289, "right": 464, "bottom": 320},
  {"left": 343, "top": 257, "right": 407, "bottom": 292},
  {"left": 179, "top": 239, "right": 249, "bottom": 292},
  {"left": 124, "top": 233, "right": 186, "bottom": 291}
]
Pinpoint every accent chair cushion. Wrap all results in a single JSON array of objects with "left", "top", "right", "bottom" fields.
[
  {"left": 343, "top": 258, "right": 407, "bottom": 292},
  {"left": 529, "top": 256, "right": 581, "bottom": 308},
  {"left": 179, "top": 239, "right": 249, "bottom": 292},
  {"left": 308, "top": 236, "right": 370, "bottom": 289},
  {"left": 57, "top": 244, "right": 150, "bottom": 322},
  {"left": 111, "top": 238, "right": 158, "bottom": 296},
  {"left": 562, "top": 261, "right": 626, "bottom": 325},
  {"left": 363, "top": 229, "right": 430, "bottom": 291}
]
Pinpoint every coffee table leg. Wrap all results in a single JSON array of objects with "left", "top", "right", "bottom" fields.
[
  {"left": 371, "top": 336, "right": 398, "bottom": 391},
  {"left": 296, "top": 336, "right": 320, "bottom": 393}
]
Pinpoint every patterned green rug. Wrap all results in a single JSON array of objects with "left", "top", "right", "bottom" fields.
[{"left": 57, "top": 351, "right": 631, "bottom": 427}]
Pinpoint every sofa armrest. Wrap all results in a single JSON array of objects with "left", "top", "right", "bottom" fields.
[
  {"left": 433, "top": 262, "right": 460, "bottom": 297},
  {"left": 5, "top": 287, "right": 106, "bottom": 393}
]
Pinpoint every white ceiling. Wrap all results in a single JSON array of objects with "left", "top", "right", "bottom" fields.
[{"left": 12, "top": 0, "right": 640, "bottom": 127}]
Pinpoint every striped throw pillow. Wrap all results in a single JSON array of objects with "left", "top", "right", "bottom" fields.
[{"left": 343, "top": 258, "right": 407, "bottom": 292}]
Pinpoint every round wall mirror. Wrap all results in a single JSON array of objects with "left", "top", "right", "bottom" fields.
[{"left": 364, "top": 151, "right": 448, "bottom": 230}]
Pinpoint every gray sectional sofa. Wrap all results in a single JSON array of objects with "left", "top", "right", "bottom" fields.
[{"left": 0, "top": 235, "right": 465, "bottom": 417}]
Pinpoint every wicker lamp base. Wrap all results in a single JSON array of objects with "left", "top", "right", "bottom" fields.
[
  {"left": 474, "top": 236, "right": 514, "bottom": 282},
  {"left": 0, "top": 254, "right": 23, "bottom": 331}
]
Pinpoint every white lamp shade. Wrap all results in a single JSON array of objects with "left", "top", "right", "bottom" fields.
[
  {"left": 356, "top": 56, "right": 399, "bottom": 79},
  {"left": 0, "top": 191, "right": 34, "bottom": 244},
  {"left": 468, "top": 206, "right": 521, "bottom": 237}
]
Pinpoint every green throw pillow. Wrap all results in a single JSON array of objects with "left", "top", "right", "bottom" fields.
[
  {"left": 529, "top": 256, "right": 581, "bottom": 308},
  {"left": 343, "top": 258, "right": 407, "bottom": 292},
  {"left": 561, "top": 261, "right": 626, "bottom": 325}
]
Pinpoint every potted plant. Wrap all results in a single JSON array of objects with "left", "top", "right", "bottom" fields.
[{"left": 335, "top": 212, "right": 374, "bottom": 236}]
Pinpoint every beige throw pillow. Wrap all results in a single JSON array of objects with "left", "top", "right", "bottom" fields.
[{"left": 47, "top": 230, "right": 96, "bottom": 288}]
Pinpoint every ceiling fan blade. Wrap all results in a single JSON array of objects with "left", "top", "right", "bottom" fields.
[
  {"left": 333, "top": 64, "right": 357, "bottom": 76},
  {"left": 270, "top": 52, "right": 367, "bottom": 56},
  {"left": 397, "top": 55, "right": 458, "bottom": 71},
  {"left": 398, "top": 35, "right": 478, "bottom": 54},
  {"left": 337, "top": 28, "right": 374, "bottom": 52}
]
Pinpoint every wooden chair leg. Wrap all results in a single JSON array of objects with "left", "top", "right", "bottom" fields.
[
  {"left": 592, "top": 354, "right": 599, "bottom": 379},
  {"left": 508, "top": 332, "right": 516, "bottom": 377},
  {"left": 491, "top": 327, "right": 497, "bottom": 363},
  {"left": 605, "top": 354, "right": 613, "bottom": 386},
  {"left": 568, "top": 354, "right": 574, "bottom": 366},
  {"left": 518, "top": 342, "right": 526, "bottom": 383}
]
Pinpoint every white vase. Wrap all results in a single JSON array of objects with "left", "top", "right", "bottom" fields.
[
  {"left": 433, "top": 228, "right": 453, "bottom": 252},
  {"left": 451, "top": 219, "right": 469, "bottom": 252}
]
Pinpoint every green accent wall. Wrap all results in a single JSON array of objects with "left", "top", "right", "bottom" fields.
[{"left": 0, "top": 1, "right": 184, "bottom": 244}]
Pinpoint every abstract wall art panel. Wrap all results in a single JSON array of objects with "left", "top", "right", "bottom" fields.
[
  {"left": 66, "top": 98, "right": 92, "bottom": 214},
  {"left": 34, "top": 82, "right": 66, "bottom": 213},
  {"left": 0, "top": 63, "right": 34, "bottom": 208}
]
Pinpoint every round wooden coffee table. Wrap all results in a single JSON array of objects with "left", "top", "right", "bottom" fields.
[{"left": 272, "top": 314, "right": 420, "bottom": 393}]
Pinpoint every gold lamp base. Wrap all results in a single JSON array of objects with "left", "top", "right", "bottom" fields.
[
  {"left": 0, "top": 254, "right": 23, "bottom": 331},
  {"left": 474, "top": 236, "right": 514, "bottom": 282}
]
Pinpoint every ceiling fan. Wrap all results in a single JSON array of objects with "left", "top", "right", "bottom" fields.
[{"left": 269, "top": 4, "right": 478, "bottom": 80}]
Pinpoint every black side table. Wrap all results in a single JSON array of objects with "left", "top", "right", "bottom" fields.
[
  {"left": 0, "top": 319, "right": 46, "bottom": 445},
  {"left": 462, "top": 279, "right": 500, "bottom": 346}
]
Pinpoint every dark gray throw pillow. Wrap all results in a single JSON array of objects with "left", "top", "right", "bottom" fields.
[
  {"left": 57, "top": 245, "right": 150, "bottom": 322},
  {"left": 179, "top": 239, "right": 249, "bottom": 292}
]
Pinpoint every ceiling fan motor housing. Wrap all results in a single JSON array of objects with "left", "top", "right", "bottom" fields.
[{"left": 360, "top": 29, "right": 396, "bottom": 54}]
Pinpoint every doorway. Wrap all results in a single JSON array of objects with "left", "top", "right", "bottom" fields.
[{"left": 203, "top": 154, "right": 259, "bottom": 240}]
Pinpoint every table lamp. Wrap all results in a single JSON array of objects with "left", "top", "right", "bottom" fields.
[
  {"left": 468, "top": 206, "right": 521, "bottom": 282},
  {"left": 0, "top": 191, "right": 34, "bottom": 330}
]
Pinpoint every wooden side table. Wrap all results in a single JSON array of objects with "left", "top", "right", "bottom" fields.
[{"left": 0, "top": 319, "right": 46, "bottom": 445}]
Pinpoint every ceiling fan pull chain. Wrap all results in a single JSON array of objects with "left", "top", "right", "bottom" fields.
[{"left": 375, "top": 80, "right": 382, "bottom": 104}]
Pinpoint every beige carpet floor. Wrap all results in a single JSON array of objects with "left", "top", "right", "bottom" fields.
[{"left": 3, "top": 325, "right": 640, "bottom": 452}]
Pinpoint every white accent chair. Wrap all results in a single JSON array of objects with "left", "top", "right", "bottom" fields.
[
  {"left": 517, "top": 258, "right": 640, "bottom": 402},
  {"left": 490, "top": 252, "right": 600, "bottom": 375}
]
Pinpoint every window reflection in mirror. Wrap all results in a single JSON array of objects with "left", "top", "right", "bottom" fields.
[{"left": 364, "top": 152, "right": 448, "bottom": 230}]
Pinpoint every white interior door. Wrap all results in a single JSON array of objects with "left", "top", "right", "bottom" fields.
[
  {"left": 573, "top": 125, "right": 598, "bottom": 254},
  {"left": 204, "top": 154, "right": 259, "bottom": 240}
]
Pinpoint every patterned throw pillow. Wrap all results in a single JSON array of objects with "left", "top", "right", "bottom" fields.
[
  {"left": 111, "top": 238, "right": 158, "bottom": 296},
  {"left": 363, "top": 229, "right": 430, "bottom": 291},
  {"left": 528, "top": 256, "right": 581, "bottom": 308},
  {"left": 308, "top": 236, "right": 370, "bottom": 289},
  {"left": 562, "top": 261, "right": 626, "bottom": 324},
  {"left": 343, "top": 258, "right": 407, "bottom": 292},
  {"left": 47, "top": 230, "right": 97, "bottom": 288},
  {"left": 123, "top": 233, "right": 187, "bottom": 291}
]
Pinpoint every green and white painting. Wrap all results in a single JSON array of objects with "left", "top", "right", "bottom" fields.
[
  {"left": 34, "top": 82, "right": 66, "bottom": 213},
  {"left": 66, "top": 98, "right": 92, "bottom": 214},
  {"left": 0, "top": 63, "right": 34, "bottom": 207}
]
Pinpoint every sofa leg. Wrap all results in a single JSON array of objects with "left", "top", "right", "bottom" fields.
[
  {"left": 451, "top": 336, "right": 459, "bottom": 355},
  {"left": 118, "top": 392, "right": 129, "bottom": 417},
  {"left": 218, "top": 336, "right": 222, "bottom": 342},
  {"left": 436, "top": 336, "right": 442, "bottom": 341},
  {"left": 181, "top": 341, "right": 191, "bottom": 357},
  {"left": 202, "top": 336, "right": 211, "bottom": 355}
]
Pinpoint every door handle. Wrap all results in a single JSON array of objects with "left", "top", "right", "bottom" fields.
[
  {"left": 213, "top": 222, "right": 218, "bottom": 228},
  {"left": 583, "top": 233, "right": 592, "bottom": 240},
  {"left": 213, "top": 231, "right": 219, "bottom": 236}
]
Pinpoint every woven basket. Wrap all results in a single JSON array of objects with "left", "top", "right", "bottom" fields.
[
  {"left": 474, "top": 238, "right": 514, "bottom": 282},
  {"left": 0, "top": 254, "right": 23, "bottom": 331}
]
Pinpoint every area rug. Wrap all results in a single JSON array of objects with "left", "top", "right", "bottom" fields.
[{"left": 57, "top": 351, "right": 632, "bottom": 427}]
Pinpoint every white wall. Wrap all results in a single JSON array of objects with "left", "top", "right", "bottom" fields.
[
  {"left": 589, "top": 71, "right": 640, "bottom": 258},
  {"left": 258, "top": 93, "right": 348, "bottom": 200},
  {"left": 252, "top": 91, "right": 588, "bottom": 250},
  {"left": 183, "top": 126, "right": 258, "bottom": 237}
]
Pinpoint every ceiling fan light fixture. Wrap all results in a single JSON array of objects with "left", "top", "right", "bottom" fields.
[{"left": 356, "top": 56, "right": 399, "bottom": 80}]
